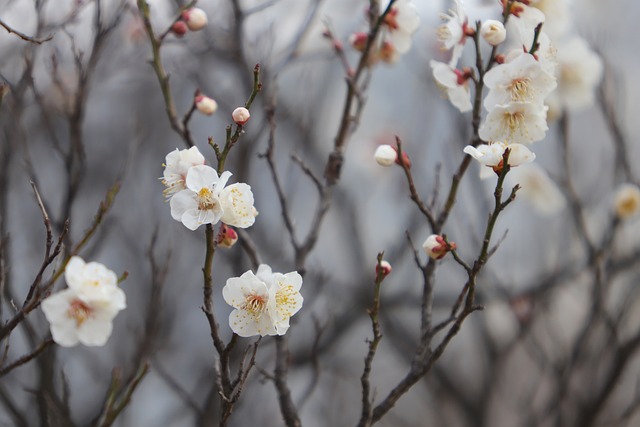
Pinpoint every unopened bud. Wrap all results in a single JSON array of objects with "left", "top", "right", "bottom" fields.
[
  {"left": 349, "top": 32, "right": 368, "bottom": 52},
  {"left": 494, "top": 54, "right": 506, "bottom": 64},
  {"left": 195, "top": 95, "right": 218, "bottom": 115},
  {"left": 217, "top": 224, "right": 238, "bottom": 248},
  {"left": 374, "top": 145, "right": 397, "bottom": 167},
  {"left": 182, "top": 8, "right": 208, "bottom": 31},
  {"left": 480, "top": 20, "right": 506, "bottom": 46},
  {"left": 376, "top": 260, "right": 392, "bottom": 277},
  {"left": 422, "top": 234, "right": 456, "bottom": 260},
  {"left": 171, "top": 21, "right": 188, "bottom": 37},
  {"left": 392, "top": 146, "right": 411, "bottom": 169},
  {"left": 232, "top": 107, "right": 250, "bottom": 125},
  {"left": 379, "top": 40, "right": 399, "bottom": 64},
  {"left": 614, "top": 183, "right": 640, "bottom": 219}
]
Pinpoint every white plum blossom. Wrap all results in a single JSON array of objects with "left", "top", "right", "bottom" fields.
[
  {"left": 479, "top": 101, "right": 549, "bottom": 144},
  {"left": 464, "top": 142, "right": 535, "bottom": 171},
  {"left": 41, "top": 256, "right": 126, "bottom": 347},
  {"left": 436, "top": 0, "right": 468, "bottom": 66},
  {"left": 483, "top": 52, "right": 557, "bottom": 110},
  {"left": 162, "top": 146, "right": 206, "bottom": 199},
  {"left": 614, "top": 183, "right": 640, "bottom": 220},
  {"left": 431, "top": 60, "right": 472, "bottom": 113},
  {"left": 480, "top": 20, "right": 506, "bottom": 46},
  {"left": 382, "top": 0, "right": 420, "bottom": 55},
  {"left": 507, "top": 163, "right": 565, "bottom": 214},
  {"left": 506, "top": 1, "right": 545, "bottom": 45},
  {"left": 223, "top": 265, "right": 303, "bottom": 337},
  {"left": 553, "top": 36, "right": 603, "bottom": 111},
  {"left": 170, "top": 165, "right": 256, "bottom": 230}
]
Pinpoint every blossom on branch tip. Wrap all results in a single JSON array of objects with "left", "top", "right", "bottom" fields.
[
  {"left": 480, "top": 20, "right": 506, "bottom": 46},
  {"left": 232, "top": 107, "right": 250, "bottom": 125},
  {"left": 376, "top": 260, "right": 392, "bottom": 277},
  {"left": 182, "top": 8, "right": 208, "bottom": 31},
  {"left": 223, "top": 265, "right": 303, "bottom": 337},
  {"left": 162, "top": 146, "right": 206, "bottom": 199},
  {"left": 195, "top": 94, "right": 218, "bottom": 115},
  {"left": 464, "top": 142, "right": 535, "bottom": 174},
  {"left": 170, "top": 165, "right": 256, "bottom": 230},
  {"left": 614, "top": 183, "right": 640, "bottom": 220},
  {"left": 41, "top": 256, "right": 126, "bottom": 347},
  {"left": 423, "top": 235, "right": 456, "bottom": 260},
  {"left": 431, "top": 60, "right": 472, "bottom": 113}
]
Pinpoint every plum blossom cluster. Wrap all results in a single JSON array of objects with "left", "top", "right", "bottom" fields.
[
  {"left": 223, "top": 265, "right": 303, "bottom": 337},
  {"left": 349, "top": 0, "right": 420, "bottom": 65},
  {"left": 432, "top": 0, "right": 559, "bottom": 175},
  {"left": 162, "top": 146, "right": 257, "bottom": 231},
  {"left": 41, "top": 256, "right": 126, "bottom": 347}
]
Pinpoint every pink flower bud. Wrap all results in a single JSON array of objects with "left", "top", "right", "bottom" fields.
[
  {"left": 171, "top": 21, "right": 188, "bottom": 37},
  {"left": 422, "top": 235, "right": 456, "bottom": 260},
  {"left": 217, "top": 224, "right": 238, "bottom": 248},
  {"left": 195, "top": 95, "right": 218, "bottom": 115},
  {"left": 392, "top": 146, "right": 411, "bottom": 169},
  {"left": 376, "top": 260, "right": 392, "bottom": 277},
  {"left": 349, "top": 32, "right": 368, "bottom": 52},
  {"left": 232, "top": 107, "right": 250, "bottom": 125},
  {"left": 182, "top": 8, "right": 208, "bottom": 31}
]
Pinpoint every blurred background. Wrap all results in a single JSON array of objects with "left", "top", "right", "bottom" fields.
[{"left": 2, "top": 0, "right": 640, "bottom": 426}]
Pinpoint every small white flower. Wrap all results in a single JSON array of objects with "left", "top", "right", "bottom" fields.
[
  {"left": 431, "top": 60, "right": 472, "bottom": 113},
  {"left": 483, "top": 52, "right": 556, "bottom": 110},
  {"left": 464, "top": 142, "right": 535, "bottom": 170},
  {"left": 170, "top": 165, "right": 256, "bottom": 230},
  {"left": 507, "top": 2, "right": 545, "bottom": 44},
  {"left": 479, "top": 102, "right": 548, "bottom": 144},
  {"left": 374, "top": 145, "right": 397, "bottom": 166},
  {"left": 614, "top": 183, "right": 640, "bottom": 220},
  {"left": 223, "top": 265, "right": 303, "bottom": 337},
  {"left": 554, "top": 36, "right": 603, "bottom": 111},
  {"left": 41, "top": 256, "right": 126, "bottom": 347},
  {"left": 232, "top": 107, "right": 250, "bottom": 125},
  {"left": 162, "top": 146, "right": 206, "bottom": 199},
  {"left": 182, "top": 8, "right": 208, "bottom": 31},
  {"left": 170, "top": 166, "right": 228, "bottom": 230},
  {"left": 480, "top": 20, "right": 506, "bottom": 46},
  {"left": 436, "top": 0, "right": 469, "bottom": 67},
  {"left": 219, "top": 183, "right": 257, "bottom": 228},
  {"left": 195, "top": 95, "right": 218, "bottom": 115},
  {"left": 383, "top": 0, "right": 420, "bottom": 55}
]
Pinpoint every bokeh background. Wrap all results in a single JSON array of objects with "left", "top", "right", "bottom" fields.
[{"left": 2, "top": 0, "right": 640, "bottom": 426}]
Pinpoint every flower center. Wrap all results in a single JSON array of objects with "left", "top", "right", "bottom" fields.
[
  {"left": 508, "top": 78, "right": 531, "bottom": 102},
  {"left": 436, "top": 25, "right": 452, "bottom": 42},
  {"left": 67, "top": 299, "right": 93, "bottom": 326},
  {"left": 242, "top": 293, "right": 267, "bottom": 315},
  {"left": 197, "top": 187, "right": 218, "bottom": 211},
  {"left": 503, "top": 111, "right": 525, "bottom": 134}
]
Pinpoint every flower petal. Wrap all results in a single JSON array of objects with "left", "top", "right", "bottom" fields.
[{"left": 185, "top": 165, "right": 218, "bottom": 192}]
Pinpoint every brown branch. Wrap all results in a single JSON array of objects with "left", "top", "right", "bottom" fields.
[{"left": 0, "top": 19, "right": 53, "bottom": 44}]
